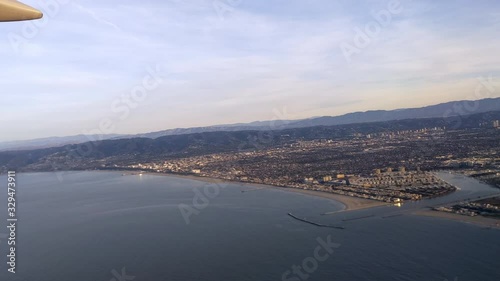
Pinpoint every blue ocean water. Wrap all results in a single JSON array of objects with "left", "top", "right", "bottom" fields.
[{"left": 0, "top": 171, "right": 499, "bottom": 281}]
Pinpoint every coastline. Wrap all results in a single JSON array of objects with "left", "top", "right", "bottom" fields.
[
  {"left": 119, "top": 170, "right": 500, "bottom": 226},
  {"left": 425, "top": 171, "right": 500, "bottom": 229},
  {"left": 134, "top": 171, "right": 388, "bottom": 212},
  {"left": 415, "top": 209, "right": 500, "bottom": 229},
  {"left": 270, "top": 187, "right": 389, "bottom": 212},
  {"left": 12, "top": 170, "right": 500, "bottom": 229}
]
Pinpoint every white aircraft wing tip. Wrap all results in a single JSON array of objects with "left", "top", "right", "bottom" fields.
[{"left": 0, "top": 0, "right": 44, "bottom": 22}]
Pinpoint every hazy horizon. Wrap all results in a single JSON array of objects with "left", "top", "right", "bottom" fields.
[
  {"left": 1, "top": 96, "right": 499, "bottom": 143},
  {"left": 2, "top": 0, "right": 500, "bottom": 142}
]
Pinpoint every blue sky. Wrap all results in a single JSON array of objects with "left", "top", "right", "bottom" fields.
[{"left": 1, "top": 0, "right": 499, "bottom": 141}]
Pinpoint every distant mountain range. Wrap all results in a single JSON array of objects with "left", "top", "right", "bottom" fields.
[
  {"left": 2, "top": 97, "right": 499, "bottom": 151},
  {"left": 0, "top": 134, "right": 123, "bottom": 152},
  {"left": 2, "top": 110, "right": 500, "bottom": 173},
  {"left": 285, "top": 97, "right": 500, "bottom": 128},
  {"left": 135, "top": 97, "right": 500, "bottom": 138}
]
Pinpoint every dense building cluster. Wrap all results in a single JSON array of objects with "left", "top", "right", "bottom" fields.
[
  {"left": 7, "top": 124, "right": 499, "bottom": 205},
  {"left": 110, "top": 127, "right": 500, "bottom": 203},
  {"left": 434, "top": 197, "right": 500, "bottom": 218}
]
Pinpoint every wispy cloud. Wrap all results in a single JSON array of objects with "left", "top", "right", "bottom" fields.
[
  {"left": 72, "top": 3, "right": 123, "bottom": 32},
  {"left": 0, "top": 0, "right": 499, "bottom": 141}
]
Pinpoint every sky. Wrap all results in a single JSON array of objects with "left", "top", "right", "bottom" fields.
[{"left": 1, "top": 0, "right": 500, "bottom": 141}]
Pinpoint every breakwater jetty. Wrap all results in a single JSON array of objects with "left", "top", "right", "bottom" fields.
[{"left": 288, "top": 213, "right": 345, "bottom": 229}]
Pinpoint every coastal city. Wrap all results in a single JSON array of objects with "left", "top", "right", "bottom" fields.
[
  {"left": 3, "top": 1, "right": 500, "bottom": 280},
  {"left": 103, "top": 125, "right": 500, "bottom": 205},
  {"left": 2, "top": 119, "right": 500, "bottom": 217},
  {"left": 434, "top": 197, "right": 500, "bottom": 219}
]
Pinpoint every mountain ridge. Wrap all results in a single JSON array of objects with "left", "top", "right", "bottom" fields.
[
  {"left": 128, "top": 97, "right": 500, "bottom": 139},
  {"left": 2, "top": 97, "right": 499, "bottom": 151},
  {"left": 1, "top": 109, "right": 499, "bottom": 173}
]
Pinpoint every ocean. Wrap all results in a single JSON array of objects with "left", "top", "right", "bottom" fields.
[{"left": 0, "top": 171, "right": 499, "bottom": 281}]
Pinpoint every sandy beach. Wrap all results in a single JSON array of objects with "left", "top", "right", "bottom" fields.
[
  {"left": 119, "top": 170, "right": 500, "bottom": 227},
  {"left": 269, "top": 186, "right": 388, "bottom": 211},
  {"left": 134, "top": 171, "right": 388, "bottom": 212},
  {"left": 415, "top": 209, "right": 500, "bottom": 229}
]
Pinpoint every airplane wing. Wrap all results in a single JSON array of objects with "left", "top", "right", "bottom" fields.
[{"left": 0, "top": 0, "right": 43, "bottom": 22}]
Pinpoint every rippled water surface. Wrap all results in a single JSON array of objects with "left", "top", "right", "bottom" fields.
[{"left": 0, "top": 171, "right": 499, "bottom": 281}]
